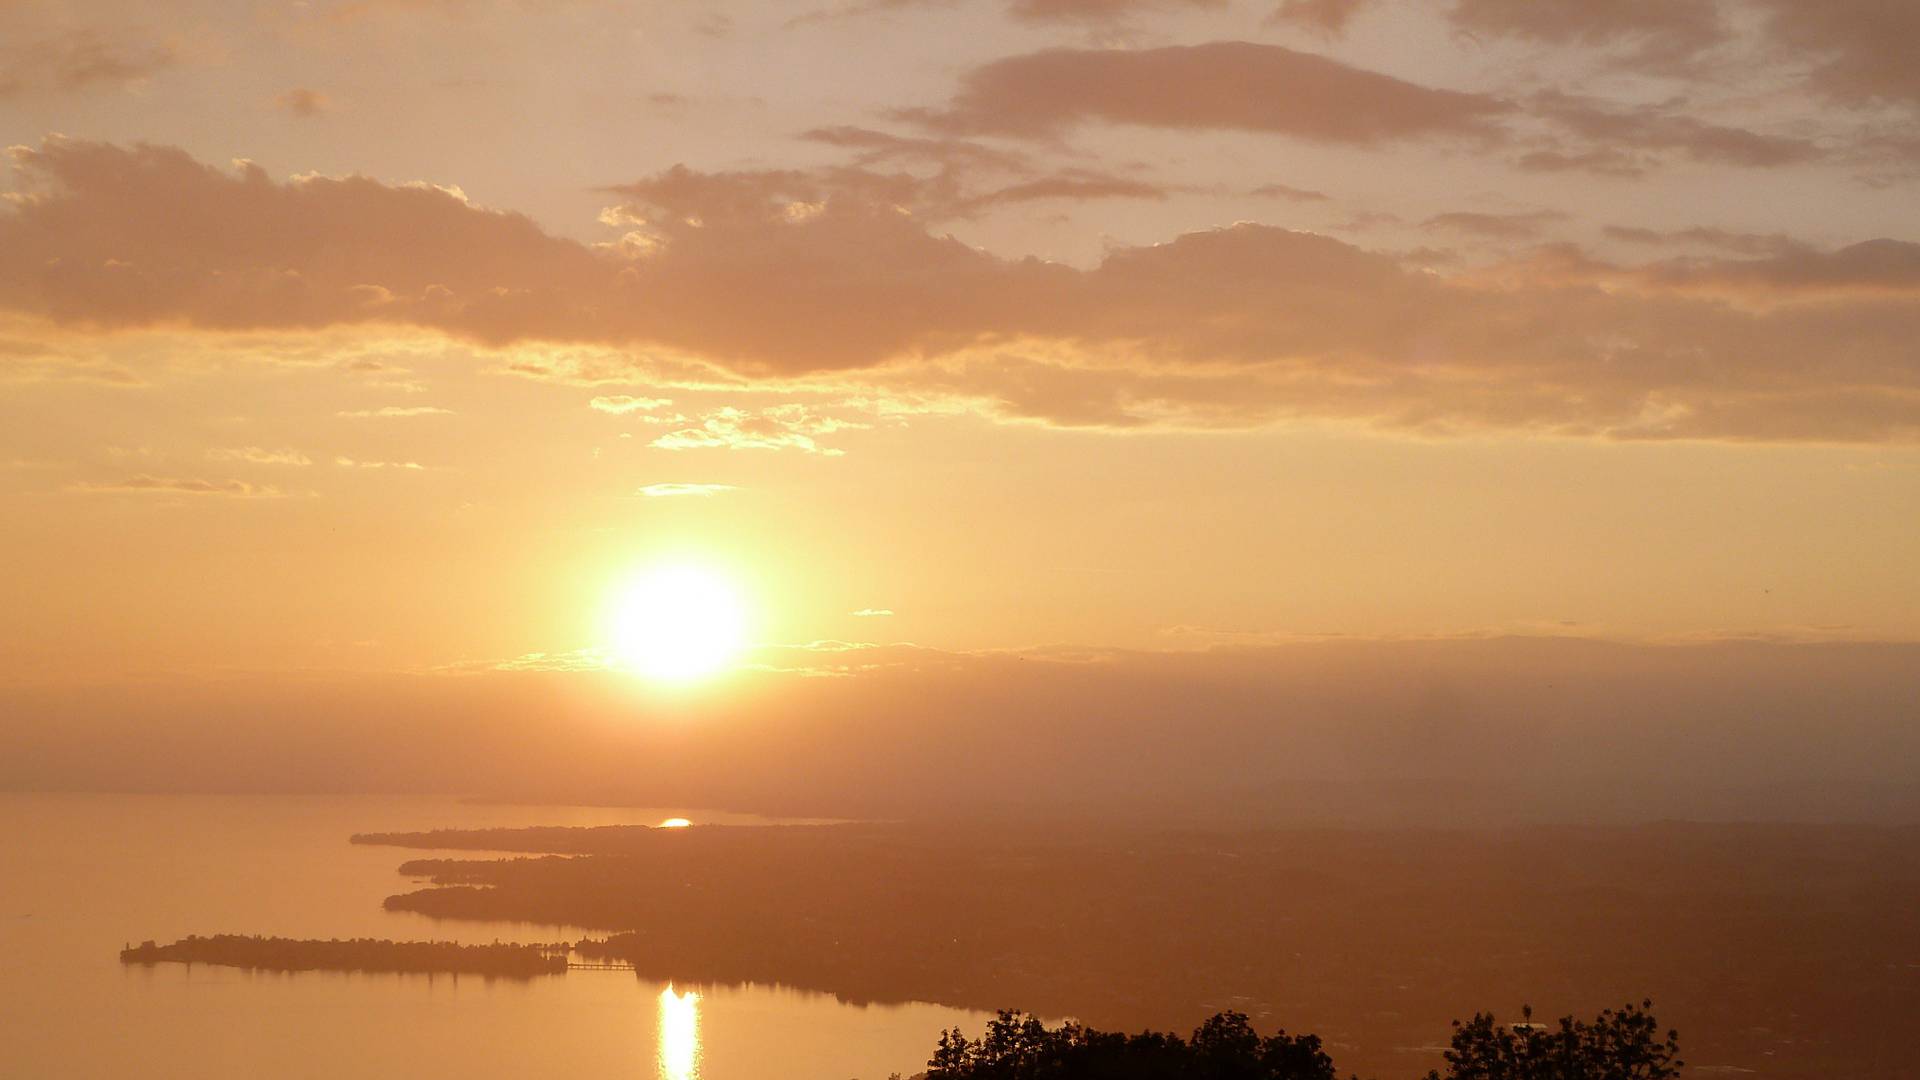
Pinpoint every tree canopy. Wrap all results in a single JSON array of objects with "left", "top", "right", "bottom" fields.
[
  {"left": 925, "top": 1008, "right": 1340, "bottom": 1080},
  {"left": 1426, "top": 1001, "right": 1682, "bottom": 1080},
  {"left": 921, "top": 1001, "right": 1681, "bottom": 1080}
]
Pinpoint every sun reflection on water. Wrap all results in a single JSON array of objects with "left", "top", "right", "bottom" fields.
[{"left": 658, "top": 984, "right": 702, "bottom": 1080}]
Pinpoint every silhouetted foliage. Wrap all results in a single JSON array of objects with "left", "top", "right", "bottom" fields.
[
  {"left": 925, "top": 1003, "right": 1682, "bottom": 1080},
  {"left": 1424, "top": 1001, "right": 1682, "bottom": 1080},
  {"left": 924, "top": 1009, "right": 1337, "bottom": 1080}
]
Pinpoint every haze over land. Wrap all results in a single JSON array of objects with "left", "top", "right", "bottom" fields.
[{"left": 7, "top": 638, "right": 1920, "bottom": 824}]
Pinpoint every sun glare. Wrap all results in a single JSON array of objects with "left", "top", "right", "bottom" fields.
[
  {"left": 657, "top": 817, "right": 693, "bottom": 829},
  {"left": 608, "top": 565, "right": 748, "bottom": 683}
]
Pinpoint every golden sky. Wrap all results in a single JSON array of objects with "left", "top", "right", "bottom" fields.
[{"left": 3, "top": 0, "right": 1919, "bottom": 684}]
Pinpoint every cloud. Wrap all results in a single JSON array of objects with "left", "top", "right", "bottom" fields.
[
  {"left": 273, "top": 88, "right": 331, "bottom": 117},
  {"left": 1005, "top": 0, "right": 1223, "bottom": 23},
  {"left": 792, "top": 0, "right": 1218, "bottom": 29},
  {"left": 1269, "top": 0, "right": 1368, "bottom": 34},
  {"left": 0, "top": 138, "right": 610, "bottom": 343},
  {"left": 492, "top": 345, "right": 726, "bottom": 388},
  {"left": 1603, "top": 225, "right": 1803, "bottom": 257},
  {"left": 207, "top": 447, "right": 313, "bottom": 466},
  {"left": 598, "top": 165, "right": 1052, "bottom": 373},
  {"left": 901, "top": 42, "right": 1512, "bottom": 143},
  {"left": 851, "top": 608, "right": 895, "bottom": 617},
  {"left": 650, "top": 406, "right": 862, "bottom": 455},
  {"left": 335, "top": 406, "right": 454, "bottom": 418},
  {"left": 1622, "top": 238, "right": 1920, "bottom": 297},
  {"left": 0, "top": 29, "right": 175, "bottom": 98},
  {"left": 1445, "top": 0, "right": 1920, "bottom": 107},
  {"left": 800, "top": 126, "right": 1029, "bottom": 174},
  {"left": 72, "top": 474, "right": 286, "bottom": 497},
  {"left": 1517, "top": 237, "right": 1920, "bottom": 299},
  {"left": 334, "top": 456, "right": 425, "bottom": 470},
  {"left": 1449, "top": 0, "right": 1727, "bottom": 68},
  {"left": 618, "top": 137, "right": 1158, "bottom": 227},
  {"left": 474, "top": 646, "right": 613, "bottom": 674},
  {"left": 1751, "top": 0, "right": 1920, "bottom": 105},
  {"left": 1422, "top": 209, "right": 1569, "bottom": 240},
  {"left": 6, "top": 139, "right": 1920, "bottom": 443},
  {"left": 959, "top": 171, "right": 1170, "bottom": 213},
  {"left": 1530, "top": 91, "right": 1821, "bottom": 169},
  {"left": 1, "top": 349, "right": 145, "bottom": 386},
  {"left": 637, "top": 482, "right": 736, "bottom": 497},
  {"left": 589, "top": 394, "right": 673, "bottom": 414},
  {"left": 1513, "top": 147, "right": 1649, "bottom": 179},
  {"left": 1247, "top": 182, "right": 1330, "bottom": 202}
]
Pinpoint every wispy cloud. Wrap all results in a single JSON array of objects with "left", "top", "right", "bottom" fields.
[
  {"left": 334, "top": 456, "right": 425, "bottom": 470},
  {"left": 273, "top": 88, "right": 330, "bottom": 117},
  {"left": 637, "top": 482, "right": 736, "bottom": 497},
  {"left": 207, "top": 447, "right": 312, "bottom": 466},
  {"left": 0, "top": 352, "right": 145, "bottom": 387},
  {"left": 590, "top": 395, "right": 673, "bottom": 414},
  {"left": 1247, "top": 182, "right": 1330, "bottom": 202},
  {"left": 72, "top": 475, "right": 287, "bottom": 498},
  {"left": 335, "top": 406, "right": 453, "bottom": 418},
  {"left": 851, "top": 608, "right": 895, "bottom": 617},
  {"left": 462, "top": 647, "right": 613, "bottom": 674},
  {"left": 0, "top": 29, "right": 175, "bottom": 97},
  {"left": 1422, "top": 209, "right": 1569, "bottom": 240},
  {"left": 651, "top": 406, "right": 863, "bottom": 455}
]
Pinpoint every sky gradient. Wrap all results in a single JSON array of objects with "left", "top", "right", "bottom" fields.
[{"left": 3, "top": 0, "right": 1918, "bottom": 688}]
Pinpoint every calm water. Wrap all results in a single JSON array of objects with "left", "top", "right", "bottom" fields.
[{"left": 0, "top": 793, "right": 988, "bottom": 1079}]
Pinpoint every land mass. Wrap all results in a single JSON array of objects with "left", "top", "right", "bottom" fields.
[
  {"left": 119, "top": 934, "right": 569, "bottom": 977},
  {"left": 358, "top": 820, "right": 1920, "bottom": 1080}
]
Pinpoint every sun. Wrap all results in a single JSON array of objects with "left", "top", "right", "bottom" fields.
[{"left": 607, "top": 565, "right": 749, "bottom": 683}]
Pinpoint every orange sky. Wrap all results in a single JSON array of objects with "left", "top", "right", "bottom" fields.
[{"left": 3, "top": 0, "right": 1919, "bottom": 683}]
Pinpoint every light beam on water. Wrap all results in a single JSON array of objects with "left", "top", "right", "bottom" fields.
[{"left": 658, "top": 985, "right": 701, "bottom": 1080}]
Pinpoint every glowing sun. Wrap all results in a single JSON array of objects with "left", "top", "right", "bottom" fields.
[{"left": 607, "top": 565, "right": 748, "bottom": 682}]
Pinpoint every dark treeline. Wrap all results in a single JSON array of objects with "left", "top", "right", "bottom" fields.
[
  {"left": 118, "top": 935, "right": 568, "bottom": 977},
  {"left": 370, "top": 820, "right": 1919, "bottom": 1079},
  {"left": 916, "top": 1003, "right": 1681, "bottom": 1080}
]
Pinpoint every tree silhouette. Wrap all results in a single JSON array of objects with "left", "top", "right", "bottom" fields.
[
  {"left": 925, "top": 1009, "right": 1337, "bottom": 1080},
  {"left": 1426, "top": 1001, "right": 1682, "bottom": 1080},
  {"left": 925, "top": 1002, "right": 1680, "bottom": 1080}
]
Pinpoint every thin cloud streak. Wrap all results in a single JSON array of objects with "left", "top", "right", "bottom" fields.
[
  {"left": 70, "top": 474, "right": 287, "bottom": 497},
  {"left": 637, "top": 482, "right": 736, "bottom": 497},
  {"left": 206, "top": 447, "right": 313, "bottom": 466},
  {"left": 335, "top": 406, "right": 454, "bottom": 418}
]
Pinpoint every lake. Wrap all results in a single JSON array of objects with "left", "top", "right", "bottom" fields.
[{"left": 0, "top": 793, "right": 988, "bottom": 1079}]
